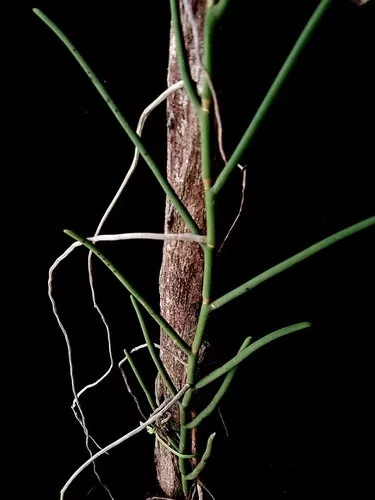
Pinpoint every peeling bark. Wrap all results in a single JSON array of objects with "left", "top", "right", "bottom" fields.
[{"left": 156, "top": 1, "right": 206, "bottom": 497}]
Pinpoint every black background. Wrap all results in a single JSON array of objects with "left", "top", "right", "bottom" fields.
[{"left": 22, "top": 0, "right": 374, "bottom": 499}]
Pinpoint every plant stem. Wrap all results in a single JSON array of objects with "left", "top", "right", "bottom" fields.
[
  {"left": 33, "top": 8, "right": 199, "bottom": 236},
  {"left": 195, "top": 322, "right": 311, "bottom": 389},
  {"left": 189, "top": 0, "right": 218, "bottom": 388},
  {"left": 64, "top": 230, "right": 191, "bottom": 355},
  {"left": 210, "top": 216, "right": 375, "bottom": 310},
  {"left": 124, "top": 349, "right": 156, "bottom": 411},
  {"left": 185, "top": 336, "right": 251, "bottom": 429},
  {"left": 178, "top": 387, "right": 195, "bottom": 495},
  {"left": 178, "top": 3, "right": 219, "bottom": 493},
  {"left": 185, "top": 0, "right": 230, "bottom": 385},
  {"left": 130, "top": 296, "right": 177, "bottom": 397},
  {"left": 212, "top": 0, "right": 332, "bottom": 195},
  {"left": 169, "top": 0, "right": 201, "bottom": 113}
]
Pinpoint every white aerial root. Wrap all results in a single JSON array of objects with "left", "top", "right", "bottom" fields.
[
  {"left": 120, "top": 342, "right": 188, "bottom": 367},
  {"left": 146, "top": 497, "right": 177, "bottom": 500},
  {"left": 197, "top": 483, "right": 204, "bottom": 500},
  {"left": 91, "top": 80, "right": 184, "bottom": 240},
  {"left": 190, "top": 480, "right": 215, "bottom": 500},
  {"left": 190, "top": 484, "right": 198, "bottom": 500},
  {"left": 88, "top": 232, "right": 205, "bottom": 244},
  {"left": 146, "top": 498, "right": 176, "bottom": 500},
  {"left": 217, "top": 166, "right": 247, "bottom": 253},
  {"left": 48, "top": 247, "right": 113, "bottom": 497},
  {"left": 198, "top": 480, "right": 216, "bottom": 500},
  {"left": 60, "top": 385, "right": 190, "bottom": 500},
  {"left": 72, "top": 405, "right": 108, "bottom": 454},
  {"left": 48, "top": 245, "right": 88, "bottom": 433},
  {"left": 217, "top": 405, "right": 229, "bottom": 438}
]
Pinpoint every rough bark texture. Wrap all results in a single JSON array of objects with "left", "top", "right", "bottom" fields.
[{"left": 156, "top": 1, "right": 206, "bottom": 497}]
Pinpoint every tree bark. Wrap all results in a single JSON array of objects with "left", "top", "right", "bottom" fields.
[{"left": 156, "top": 1, "right": 206, "bottom": 497}]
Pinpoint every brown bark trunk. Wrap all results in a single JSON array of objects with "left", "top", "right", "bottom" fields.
[{"left": 156, "top": 1, "right": 206, "bottom": 497}]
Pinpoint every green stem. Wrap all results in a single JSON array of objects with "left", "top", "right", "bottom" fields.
[
  {"left": 187, "top": 201, "right": 215, "bottom": 385},
  {"left": 178, "top": 2, "right": 222, "bottom": 493},
  {"left": 210, "top": 216, "right": 375, "bottom": 310},
  {"left": 183, "top": 433, "right": 216, "bottom": 481},
  {"left": 185, "top": 336, "right": 251, "bottom": 429},
  {"left": 64, "top": 230, "right": 191, "bottom": 355},
  {"left": 178, "top": 387, "right": 195, "bottom": 495},
  {"left": 195, "top": 322, "right": 311, "bottom": 389},
  {"left": 33, "top": 8, "right": 199, "bottom": 236},
  {"left": 169, "top": 0, "right": 201, "bottom": 113},
  {"left": 212, "top": 0, "right": 332, "bottom": 195},
  {"left": 124, "top": 349, "right": 156, "bottom": 411},
  {"left": 130, "top": 296, "right": 177, "bottom": 397},
  {"left": 188, "top": 1, "right": 218, "bottom": 387}
]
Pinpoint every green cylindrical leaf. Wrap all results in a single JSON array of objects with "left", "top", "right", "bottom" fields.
[
  {"left": 33, "top": 8, "right": 199, "bottom": 235},
  {"left": 211, "top": 216, "right": 375, "bottom": 310},
  {"left": 183, "top": 433, "right": 216, "bottom": 481},
  {"left": 64, "top": 230, "right": 191, "bottom": 355},
  {"left": 124, "top": 349, "right": 156, "bottom": 412},
  {"left": 186, "top": 337, "right": 251, "bottom": 429},
  {"left": 213, "top": 0, "right": 332, "bottom": 194},
  {"left": 130, "top": 296, "right": 177, "bottom": 397},
  {"left": 196, "top": 322, "right": 311, "bottom": 389}
]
